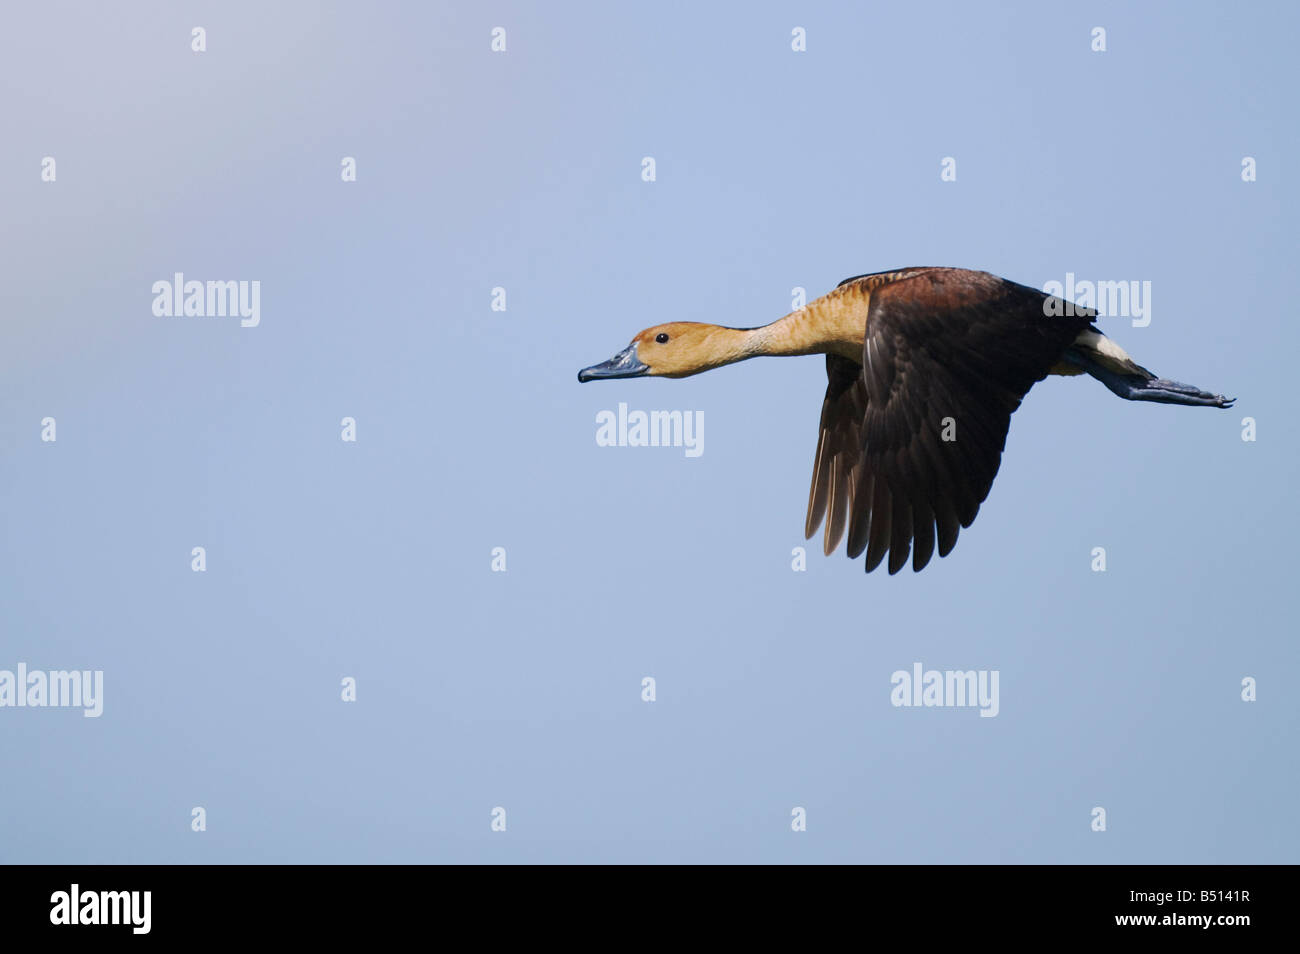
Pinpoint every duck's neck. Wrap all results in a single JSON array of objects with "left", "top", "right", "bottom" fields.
[{"left": 729, "top": 283, "right": 869, "bottom": 363}]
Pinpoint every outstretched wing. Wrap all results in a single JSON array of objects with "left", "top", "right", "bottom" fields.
[{"left": 805, "top": 268, "right": 1094, "bottom": 574}]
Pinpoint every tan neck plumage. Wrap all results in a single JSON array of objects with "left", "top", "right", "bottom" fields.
[{"left": 736, "top": 280, "right": 872, "bottom": 363}]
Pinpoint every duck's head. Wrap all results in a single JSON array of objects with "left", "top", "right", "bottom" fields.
[{"left": 578, "top": 322, "right": 737, "bottom": 382}]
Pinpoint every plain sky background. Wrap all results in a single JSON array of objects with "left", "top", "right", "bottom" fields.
[{"left": 1, "top": 1, "right": 1295, "bottom": 863}]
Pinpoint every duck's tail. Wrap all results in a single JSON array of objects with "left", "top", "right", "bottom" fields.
[{"left": 1062, "top": 329, "right": 1235, "bottom": 408}]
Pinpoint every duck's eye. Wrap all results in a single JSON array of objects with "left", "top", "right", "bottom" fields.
[{"left": 655, "top": 333, "right": 669, "bottom": 344}]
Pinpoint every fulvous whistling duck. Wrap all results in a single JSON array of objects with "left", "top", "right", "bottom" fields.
[{"left": 578, "top": 267, "right": 1234, "bottom": 574}]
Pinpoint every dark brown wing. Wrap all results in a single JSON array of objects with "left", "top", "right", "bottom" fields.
[{"left": 805, "top": 268, "right": 1094, "bottom": 574}]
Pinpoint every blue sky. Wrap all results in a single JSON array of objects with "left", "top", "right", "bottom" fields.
[{"left": 1, "top": 1, "right": 1295, "bottom": 863}]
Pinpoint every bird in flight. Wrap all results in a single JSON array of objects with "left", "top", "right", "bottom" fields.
[{"left": 578, "top": 267, "right": 1233, "bottom": 574}]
